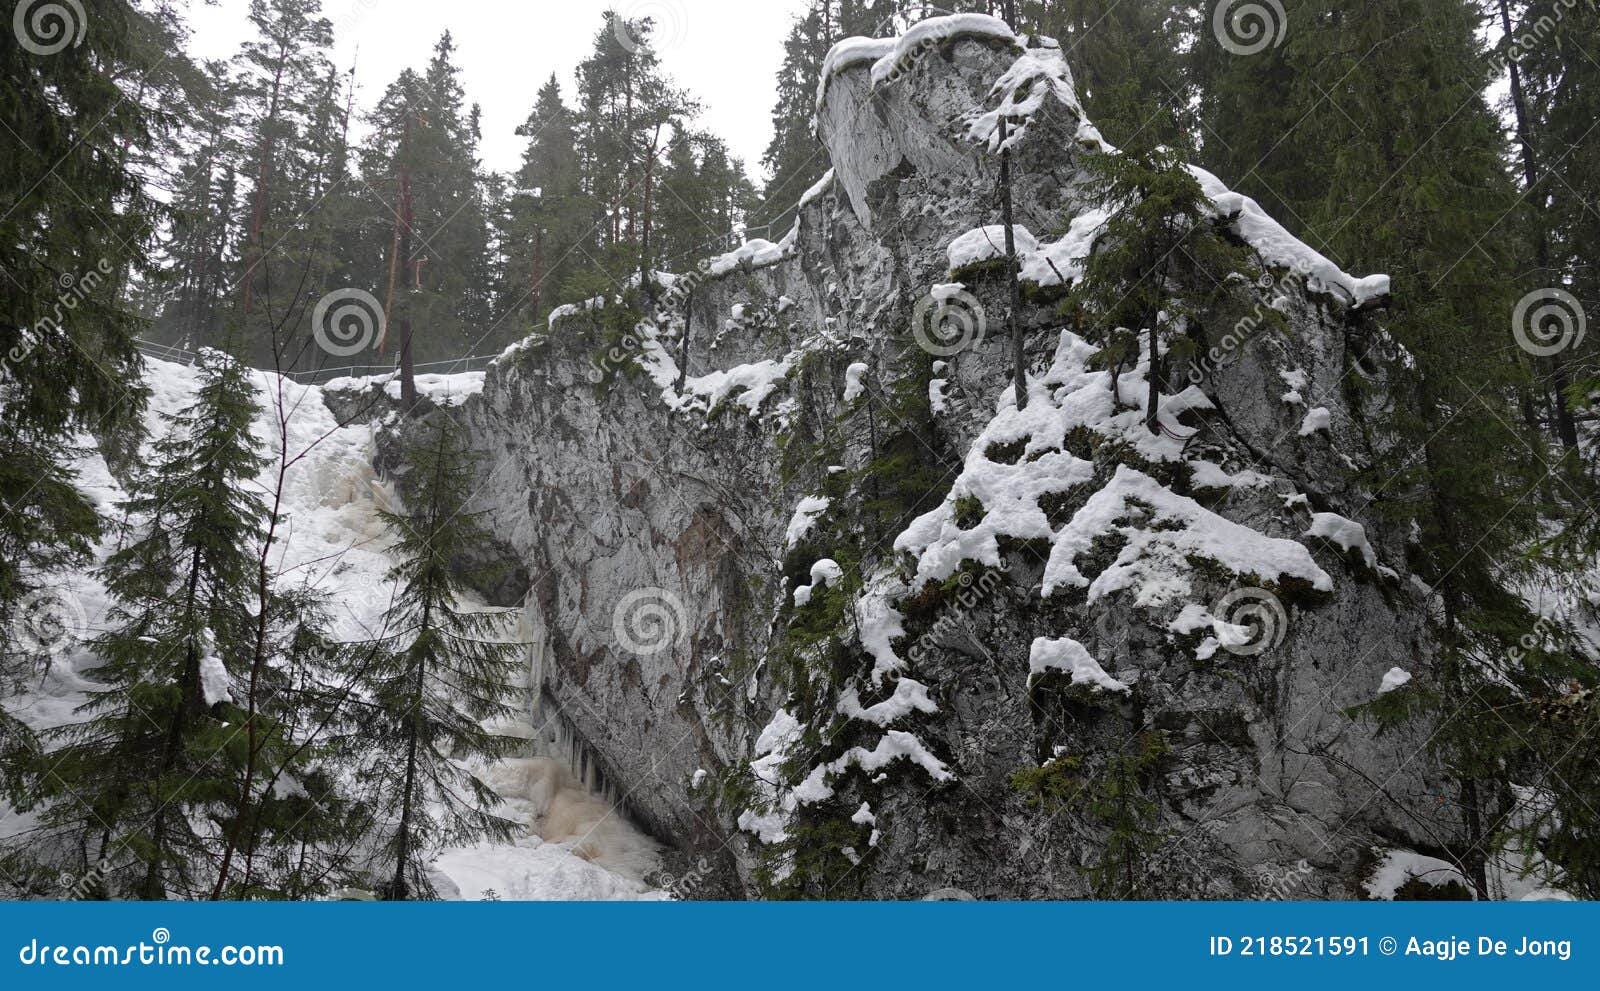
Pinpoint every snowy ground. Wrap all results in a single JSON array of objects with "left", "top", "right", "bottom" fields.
[{"left": 1, "top": 358, "right": 660, "bottom": 901}]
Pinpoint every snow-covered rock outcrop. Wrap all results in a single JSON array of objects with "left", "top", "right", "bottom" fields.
[{"left": 434, "top": 14, "right": 1449, "bottom": 899}]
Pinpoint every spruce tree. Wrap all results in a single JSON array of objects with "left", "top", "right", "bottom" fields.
[
  {"left": 1195, "top": 0, "right": 1557, "bottom": 894},
  {"left": 150, "top": 61, "right": 242, "bottom": 350},
  {"left": 759, "top": 1, "right": 834, "bottom": 232},
  {"left": 1069, "top": 114, "right": 1252, "bottom": 432},
  {"left": 655, "top": 130, "right": 758, "bottom": 264},
  {"left": 362, "top": 413, "right": 522, "bottom": 900},
  {"left": 1500, "top": 0, "right": 1600, "bottom": 449},
  {"left": 233, "top": 0, "right": 335, "bottom": 313},
  {"left": 37, "top": 348, "right": 270, "bottom": 899},
  {"left": 574, "top": 14, "right": 698, "bottom": 270},
  {"left": 1, "top": 0, "right": 176, "bottom": 627}
]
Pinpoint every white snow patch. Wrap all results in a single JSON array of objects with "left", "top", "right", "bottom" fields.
[
  {"left": 837, "top": 677, "right": 939, "bottom": 725},
  {"left": 706, "top": 237, "right": 790, "bottom": 277},
  {"left": 1188, "top": 165, "right": 1391, "bottom": 309},
  {"left": 322, "top": 370, "right": 486, "bottom": 407},
  {"left": 948, "top": 224, "right": 1038, "bottom": 270},
  {"left": 869, "top": 13, "right": 1019, "bottom": 88},
  {"left": 784, "top": 496, "right": 831, "bottom": 549},
  {"left": 966, "top": 43, "right": 1093, "bottom": 155},
  {"left": 199, "top": 653, "right": 231, "bottom": 707},
  {"left": 1363, "top": 848, "right": 1473, "bottom": 900},
  {"left": 793, "top": 558, "right": 844, "bottom": 607},
  {"left": 1378, "top": 667, "right": 1412, "bottom": 694},
  {"left": 844, "top": 361, "right": 869, "bottom": 402},
  {"left": 857, "top": 573, "right": 910, "bottom": 687},
  {"left": 944, "top": 213, "right": 1111, "bottom": 288},
  {"left": 1279, "top": 368, "right": 1307, "bottom": 404},
  {"left": 1041, "top": 466, "right": 1333, "bottom": 604},
  {"left": 1028, "top": 637, "right": 1126, "bottom": 692},
  {"left": 1306, "top": 512, "right": 1376, "bottom": 568},
  {"left": 1189, "top": 460, "right": 1274, "bottom": 490},
  {"left": 1299, "top": 406, "right": 1332, "bottom": 436}
]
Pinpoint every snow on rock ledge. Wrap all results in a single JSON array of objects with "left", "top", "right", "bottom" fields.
[{"left": 1029, "top": 637, "right": 1126, "bottom": 692}]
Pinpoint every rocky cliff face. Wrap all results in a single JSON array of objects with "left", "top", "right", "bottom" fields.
[{"left": 419, "top": 14, "right": 1456, "bottom": 899}]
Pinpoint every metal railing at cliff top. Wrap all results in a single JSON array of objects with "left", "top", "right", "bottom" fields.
[{"left": 132, "top": 338, "right": 503, "bottom": 385}]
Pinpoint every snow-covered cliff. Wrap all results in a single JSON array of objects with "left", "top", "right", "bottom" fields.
[{"left": 436, "top": 13, "right": 1459, "bottom": 898}]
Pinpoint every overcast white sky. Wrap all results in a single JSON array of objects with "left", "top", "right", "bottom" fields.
[{"left": 184, "top": 0, "right": 811, "bottom": 181}]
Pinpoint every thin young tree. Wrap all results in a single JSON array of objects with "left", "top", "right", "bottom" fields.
[
  {"left": 363, "top": 412, "right": 523, "bottom": 900},
  {"left": 997, "top": 0, "right": 1028, "bottom": 409},
  {"left": 1071, "top": 134, "right": 1246, "bottom": 434}
]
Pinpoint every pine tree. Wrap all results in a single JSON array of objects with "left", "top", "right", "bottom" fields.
[
  {"left": 151, "top": 60, "right": 241, "bottom": 350},
  {"left": 655, "top": 129, "right": 758, "bottom": 265},
  {"left": 503, "top": 75, "right": 589, "bottom": 330},
  {"left": 1499, "top": 0, "right": 1600, "bottom": 449},
  {"left": 361, "top": 413, "right": 522, "bottom": 900},
  {"left": 232, "top": 0, "right": 337, "bottom": 365},
  {"left": 759, "top": 1, "right": 834, "bottom": 232},
  {"left": 574, "top": 14, "right": 698, "bottom": 276},
  {"left": 362, "top": 34, "right": 498, "bottom": 368}
]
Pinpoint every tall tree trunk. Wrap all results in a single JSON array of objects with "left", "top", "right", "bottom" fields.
[
  {"left": 390, "top": 640, "right": 425, "bottom": 901},
  {"left": 999, "top": 0, "right": 1026, "bottom": 409},
  {"left": 142, "top": 540, "right": 208, "bottom": 900},
  {"left": 676, "top": 288, "right": 693, "bottom": 392},
  {"left": 1498, "top": 0, "right": 1577, "bottom": 451},
  {"left": 241, "top": 48, "right": 288, "bottom": 313},
  {"left": 380, "top": 114, "right": 418, "bottom": 409},
  {"left": 531, "top": 227, "right": 544, "bottom": 329},
  {"left": 641, "top": 123, "right": 662, "bottom": 303}
]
